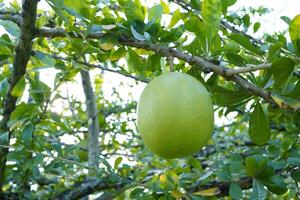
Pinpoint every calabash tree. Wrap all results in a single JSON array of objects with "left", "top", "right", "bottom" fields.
[{"left": 0, "top": 0, "right": 299, "bottom": 199}]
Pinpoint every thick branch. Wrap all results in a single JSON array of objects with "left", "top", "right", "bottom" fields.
[
  {"left": 52, "top": 178, "right": 127, "bottom": 200},
  {"left": 118, "top": 36, "right": 276, "bottom": 105},
  {"left": 190, "top": 177, "right": 252, "bottom": 197},
  {"left": 80, "top": 70, "right": 100, "bottom": 168},
  {"left": 0, "top": 0, "right": 38, "bottom": 194},
  {"left": 226, "top": 63, "right": 271, "bottom": 75},
  {"left": 33, "top": 30, "right": 275, "bottom": 105}
]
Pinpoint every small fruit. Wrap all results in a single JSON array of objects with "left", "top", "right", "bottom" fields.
[{"left": 137, "top": 72, "right": 214, "bottom": 158}]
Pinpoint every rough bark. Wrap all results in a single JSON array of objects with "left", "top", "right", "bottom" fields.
[
  {"left": 80, "top": 70, "right": 100, "bottom": 169},
  {"left": 0, "top": 0, "right": 38, "bottom": 195},
  {"left": 52, "top": 178, "right": 126, "bottom": 200}
]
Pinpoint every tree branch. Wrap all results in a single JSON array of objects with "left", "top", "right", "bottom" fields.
[
  {"left": 226, "top": 63, "right": 272, "bottom": 75},
  {"left": 169, "top": 0, "right": 262, "bottom": 45},
  {"left": 34, "top": 51, "right": 149, "bottom": 83},
  {"left": 190, "top": 177, "right": 253, "bottom": 197},
  {"left": 33, "top": 31, "right": 276, "bottom": 105},
  {"left": 80, "top": 70, "right": 100, "bottom": 169},
  {"left": 52, "top": 177, "right": 127, "bottom": 200},
  {"left": 118, "top": 36, "right": 276, "bottom": 106},
  {"left": 0, "top": 0, "right": 39, "bottom": 195}
]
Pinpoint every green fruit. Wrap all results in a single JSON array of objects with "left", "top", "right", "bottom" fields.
[
  {"left": 137, "top": 72, "right": 214, "bottom": 158},
  {"left": 76, "top": 138, "right": 88, "bottom": 162}
]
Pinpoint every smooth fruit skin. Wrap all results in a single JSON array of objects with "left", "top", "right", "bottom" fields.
[{"left": 137, "top": 72, "right": 214, "bottom": 159}]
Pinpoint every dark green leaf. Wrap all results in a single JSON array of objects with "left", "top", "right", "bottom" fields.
[
  {"left": 250, "top": 179, "right": 267, "bottom": 200},
  {"left": 245, "top": 155, "right": 268, "bottom": 177},
  {"left": 225, "top": 53, "right": 246, "bottom": 67},
  {"left": 287, "top": 157, "right": 300, "bottom": 166},
  {"left": 127, "top": 48, "right": 144, "bottom": 72},
  {"left": 271, "top": 57, "right": 295, "bottom": 88},
  {"left": 281, "top": 16, "right": 291, "bottom": 25},
  {"left": 0, "top": 132, "right": 9, "bottom": 144},
  {"left": 249, "top": 102, "right": 271, "bottom": 145},
  {"left": 22, "top": 123, "right": 33, "bottom": 146},
  {"left": 229, "top": 183, "right": 242, "bottom": 200},
  {"left": 229, "top": 34, "right": 264, "bottom": 55}
]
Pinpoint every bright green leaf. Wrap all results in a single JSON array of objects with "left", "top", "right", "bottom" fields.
[
  {"left": 289, "top": 14, "right": 300, "bottom": 55},
  {"left": 148, "top": 4, "right": 163, "bottom": 23},
  {"left": 11, "top": 76, "right": 25, "bottom": 97}
]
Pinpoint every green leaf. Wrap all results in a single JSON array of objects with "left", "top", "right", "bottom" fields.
[
  {"left": 0, "top": 45, "right": 12, "bottom": 56},
  {"left": 250, "top": 179, "right": 267, "bottom": 200},
  {"left": 110, "top": 47, "right": 127, "bottom": 61},
  {"left": 11, "top": 76, "right": 25, "bottom": 97},
  {"left": 168, "top": 9, "right": 182, "bottom": 28},
  {"left": 229, "top": 34, "right": 264, "bottom": 55},
  {"left": 0, "top": 132, "right": 9, "bottom": 144},
  {"left": 10, "top": 103, "right": 39, "bottom": 121},
  {"left": 22, "top": 123, "right": 33, "bottom": 146},
  {"left": 229, "top": 183, "right": 242, "bottom": 200},
  {"left": 202, "top": 0, "right": 221, "bottom": 50},
  {"left": 225, "top": 53, "right": 246, "bottom": 67},
  {"left": 147, "top": 53, "right": 161, "bottom": 72},
  {"left": 287, "top": 157, "right": 300, "bottom": 166},
  {"left": 0, "top": 20, "right": 20, "bottom": 37},
  {"left": 131, "top": 25, "right": 146, "bottom": 41},
  {"left": 261, "top": 175, "right": 287, "bottom": 195},
  {"left": 271, "top": 57, "right": 295, "bottom": 88},
  {"left": 248, "top": 102, "right": 271, "bottom": 145},
  {"left": 114, "top": 157, "right": 123, "bottom": 169},
  {"left": 280, "top": 16, "right": 291, "bottom": 25},
  {"left": 0, "top": 78, "right": 9, "bottom": 96},
  {"left": 289, "top": 14, "right": 300, "bottom": 55},
  {"left": 245, "top": 155, "right": 268, "bottom": 177},
  {"left": 208, "top": 85, "right": 252, "bottom": 107},
  {"left": 123, "top": 0, "right": 145, "bottom": 22},
  {"left": 127, "top": 48, "right": 144, "bottom": 72},
  {"left": 185, "top": 16, "right": 205, "bottom": 36},
  {"left": 148, "top": 4, "right": 163, "bottom": 23},
  {"left": 160, "top": 25, "right": 185, "bottom": 42},
  {"left": 160, "top": 0, "right": 170, "bottom": 14},
  {"left": 291, "top": 170, "right": 300, "bottom": 182},
  {"left": 220, "top": 0, "right": 237, "bottom": 14},
  {"left": 253, "top": 22, "right": 261, "bottom": 33},
  {"left": 242, "top": 14, "right": 251, "bottom": 27}
]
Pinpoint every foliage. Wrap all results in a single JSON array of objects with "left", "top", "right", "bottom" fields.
[{"left": 0, "top": 0, "right": 299, "bottom": 199}]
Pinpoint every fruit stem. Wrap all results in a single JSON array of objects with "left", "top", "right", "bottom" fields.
[{"left": 168, "top": 56, "right": 174, "bottom": 72}]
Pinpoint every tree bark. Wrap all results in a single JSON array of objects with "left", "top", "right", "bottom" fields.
[
  {"left": 80, "top": 70, "right": 100, "bottom": 169},
  {"left": 0, "top": 0, "right": 38, "bottom": 195}
]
